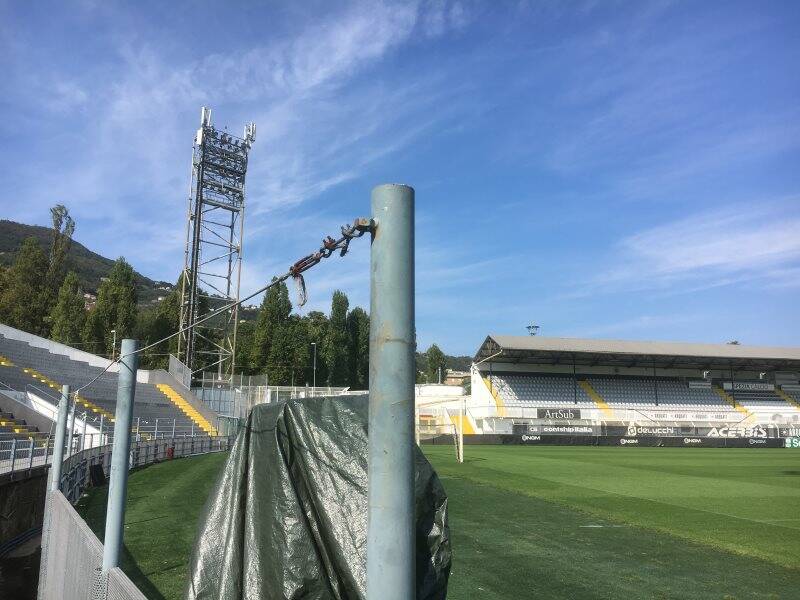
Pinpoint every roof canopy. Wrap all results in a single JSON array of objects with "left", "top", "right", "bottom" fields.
[{"left": 474, "top": 335, "right": 800, "bottom": 371}]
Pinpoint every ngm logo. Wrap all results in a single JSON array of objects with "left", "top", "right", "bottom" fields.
[{"left": 620, "top": 438, "right": 638, "bottom": 445}]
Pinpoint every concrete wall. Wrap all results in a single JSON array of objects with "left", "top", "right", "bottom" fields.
[{"left": 0, "top": 467, "right": 47, "bottom": 546}]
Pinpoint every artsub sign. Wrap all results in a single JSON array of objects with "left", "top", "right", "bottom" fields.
[{"left": 536, "top": 408, "right": 581, "bottom": 420}]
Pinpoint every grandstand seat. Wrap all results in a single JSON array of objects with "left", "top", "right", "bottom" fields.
[{"left": 0, "top": 333, "right": 199, "bottom": 433}]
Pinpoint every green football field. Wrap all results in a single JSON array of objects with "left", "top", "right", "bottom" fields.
[{"left": 77, "top": 446, "right": 800, "bottom": 599}]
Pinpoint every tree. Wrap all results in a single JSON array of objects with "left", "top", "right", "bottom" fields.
[
  {"left": 0, "top": 238, "right": 50, "bottom": 335},
  {"left": 45, "top": 205, "right": 75, "bottom": 303},
  {"left": 251, "top": 280, "right": 292, "bottom": 375},
  {"left": 324, "top": 290, "right": 350, "bottom": 386},
  {"left": 136, "top": 274, "right": 183, "bottom": 369},
  {"left": 83, "top": 258, "right": 137, "bottom": 357},
  {"left": 425, "top": 344, "right": 447, "bottom": 384},
  {"left": 347, "top": 307, "right": 370, "bottom": 390},
  {"left": 50, "top": 271, "right": 85, "bottom": 346},
  {"left": 234, "top": 320, "right": 256, "bottom": 375},
  {"left": 303, "top": 311, "right": 329, "bottom": 387},
  {"left": 266, "top": 315, "right": 310, "bottom": 386}
]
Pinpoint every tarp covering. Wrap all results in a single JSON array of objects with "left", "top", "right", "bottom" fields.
[{"left": 186, "top": 395, "right": 451, "bottom": 600}]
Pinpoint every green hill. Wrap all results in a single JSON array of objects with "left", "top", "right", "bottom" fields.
[{"left": 0, "top": 220, "right": 172, "bottom": 303}]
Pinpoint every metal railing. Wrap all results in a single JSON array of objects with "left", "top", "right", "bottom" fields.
[
  {"left": 56, "top": 434, "right": 231, "bottom": 503},
  {"left": 0, "top": 425, "right": 228, "bottom": 477},
  {"left": 193, "top": 383, "right": 352, "bottom": 418}
]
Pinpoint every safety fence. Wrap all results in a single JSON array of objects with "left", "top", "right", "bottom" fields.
[
  {"left": 57, "top": 435, "right": 230, "bottom": 503},
  {"left": 193, "top": 378, "right": 352, "bottom": 418},
  {"left": 0, "top": 425, "right": 225, "bottom": 476},
  {"left": 38, "top": 433, "right": 231, "bottom": 600}
]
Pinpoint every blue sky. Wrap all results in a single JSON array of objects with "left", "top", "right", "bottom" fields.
[{"left": 1, "top": 1, "right": 799, "bottom": 356}]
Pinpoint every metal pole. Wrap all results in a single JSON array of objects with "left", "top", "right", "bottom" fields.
[
  {"left": 10, "top": 438, "right": 17, "bottom": 472},
  {"left": 28, "top": 438, "right": 35, "bottom": 471},
  {"left": 102, "top": 339, "right": 140, "bottom": 571},
  {"left": 312, "top": 342, "right": 317, "bottom": 389},
  {"left": 154, "top": 418, "right": 159, "bottom": 440},
  {"left": 367, "top": 183, "right": 415, "bottom": 600},
  {"left": 459, "top": 396, "right": 465, "bottom": 463},
  {"left": 67, "top": 398, "right": 76, "bottom": 467},
  {"left": 49, "top": 385, "right": 70, "bottom": 491},
  {"left": 99, "top": 414, "right": 105, "bottom": 446},
  {"left": 81, "top": 411, "right": 88, "bottom": 450}
]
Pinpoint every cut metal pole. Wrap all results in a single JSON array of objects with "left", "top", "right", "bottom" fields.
[
  {"left": 49, "top": 385, "right": 70, "bottom": 491},
  {"left": 367, "top": 183, "right": 415, "bottom": 600},
  {"left": 102, "top": 339, "right": 139, "bottom": 571}
]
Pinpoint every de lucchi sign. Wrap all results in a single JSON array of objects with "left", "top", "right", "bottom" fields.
[{"left": 537, "top": 408, "right": 581, "bottom": 420}]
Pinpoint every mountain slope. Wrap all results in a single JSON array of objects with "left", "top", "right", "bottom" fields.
[{"left": 0, "top": 220, "right": 171, "bottom": 301}]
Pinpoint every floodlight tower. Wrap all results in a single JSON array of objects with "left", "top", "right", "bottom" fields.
[{"left": 178, "top": 107, "right": 256, "bottom": 380}]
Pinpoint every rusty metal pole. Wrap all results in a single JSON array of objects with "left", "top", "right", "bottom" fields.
[{"left": 367, "top": 183, "right": 415, "bottom": 600}]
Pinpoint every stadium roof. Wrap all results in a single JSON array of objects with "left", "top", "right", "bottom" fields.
[{"left": 474, "top": 335, "right": 800, "bottom": 371}]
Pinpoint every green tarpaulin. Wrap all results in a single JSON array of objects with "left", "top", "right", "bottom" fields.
[{"left": 186, "top": 395, "right": 451, "bottom": 600}]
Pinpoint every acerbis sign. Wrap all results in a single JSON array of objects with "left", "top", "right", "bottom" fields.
[{"left": 706, "top": 425, "right": 768, "bottom": 439}]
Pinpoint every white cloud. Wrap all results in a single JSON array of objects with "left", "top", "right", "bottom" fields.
[
  {"left": 2, "top": 1, "right": 474, "bottom": 286},
  {"left": 582, "top": 199, "right": 800, "bottom": 295}
]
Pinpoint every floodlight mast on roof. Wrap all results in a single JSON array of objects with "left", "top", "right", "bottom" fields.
[
  {"left": 177, "top": 106, "right": 256, "bottom": 382},
  {"left": 526, "top": 324, "right": 540, "bottom": 336}
]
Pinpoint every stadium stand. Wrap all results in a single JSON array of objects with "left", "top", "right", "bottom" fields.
[
  {"left": 588, "top": 377, "right": 730, "bottom": 410},
  {"left": 471, "top": 335, "right": 800, "bottom": 428},
  {"left": 0, "top": 407, "right": 38, "bottom": 440},
  {"left": 0, "top": 331, "right": 213, "bottom": 434},
  {"left": 490, "top": 374, "right": 595, "bottom": 407}
]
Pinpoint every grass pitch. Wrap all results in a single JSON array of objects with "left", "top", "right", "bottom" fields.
[{"left": 78, "top": 446, "right": 800, "bottom": 599}]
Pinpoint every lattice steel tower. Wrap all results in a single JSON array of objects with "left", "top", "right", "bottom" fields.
[{"left": 178, "top": 107, "right": 256, "bottom": 379}]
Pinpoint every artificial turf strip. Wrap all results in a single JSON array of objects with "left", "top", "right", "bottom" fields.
[
  {"left": 77, "top": 446, "right": 800, "bottom": 599},
  {"left": 425, "top": 446, "right": 800, "bottom": 599},
  {"left": 76, "top": 451, "right": 228, "bottom": 600}
]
